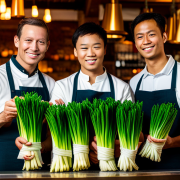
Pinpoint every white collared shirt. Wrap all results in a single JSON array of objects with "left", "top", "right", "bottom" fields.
[
  {"left": 129, "top": 55, "right": 180, "bottom": 107},
  {"left": 0, "top": 57, "right": 55, "bottom": 113},
  {"left": 50, "top": 69, "right": 133, "bottom": 105}
]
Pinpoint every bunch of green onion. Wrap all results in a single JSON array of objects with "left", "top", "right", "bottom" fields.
[
  {"left": 66, "top": 100, "right": 90, "bottom": 171},
  {"left": 139, "top": 103, "right": 178, "bottom": 162},
  {"left": 45, "top": 104, "right": 72, "bottom": 172},
  {"left": 116, "top": 100, "right": 143, "bottom": 171},
  {"left": 89, "top": 98, "right": 118, "bottom": 171},
  {"left": 15, "top": 92, "right": 49, "bottom": 171}
]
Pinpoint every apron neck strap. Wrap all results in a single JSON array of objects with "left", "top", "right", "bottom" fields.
[
  {"left": 71, "top": 70, "right": 115, "bottom": 102},
  {"left": 6, "top": 61, "right": 16, "bottom": 98},
  {"left": 171, "top": 60, "right": 177, "bottom": 89},
  {"left": 135, "top": 60, "right": 178, "bottom": 93},
  {"left": 6, "top": 61, "right": 49, "bottom": 100}
]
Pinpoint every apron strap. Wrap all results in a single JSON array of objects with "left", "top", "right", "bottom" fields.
[
  {"left": 135, "top": 74, "right": 144, "bottom": 93},
  {"left": 71, "top": 71, "right": 115, "bottom": 102},
  {"left": 6, "top": 61, "right": 16, "bottom": 98},
  {"left": 107, "top": 73, "right": 115, "bottom": 99},
  {"left": 171, "top": 60, "right": 177, "bottom": 89},
  {"left": 71, "top": 71, "right": 80, "bottom": 102},
  {"left": 38, "top": 71, "right": 50, "bottom": 101}
]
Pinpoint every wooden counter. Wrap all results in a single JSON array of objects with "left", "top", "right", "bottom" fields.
[{"left": 1, "top": 170, "right": 180, "bottom": 180}]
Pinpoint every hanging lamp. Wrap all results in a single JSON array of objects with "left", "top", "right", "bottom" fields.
[
  {"left": 32, "top": 0, "right": 38, "bottom": 17},
  {"left": 11, "top": 0, "right": 25, "bottom": 17},
  {"left": 142, "top": 0, "right": 153, "bottom": 13},
  {"left": 5, "top": 7, "right": 11, "bottom": 20},
  {"left": 102, "top": 0, "right": 127, "bottom": 39},
  {"left": 43, "top": 9, "right": 51, "bottom": 23},
  {"left": 167, "top": 0, "right": 176, "bottom": 42},
  {"left": 0, "top": 0, "right": 6, "bottom": 13},
  {"left": 32, "top": 5, "right": 38, "bottom": 17}
]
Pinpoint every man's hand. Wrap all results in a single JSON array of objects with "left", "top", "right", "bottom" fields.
[
  {"left": 55, "top": 99, "right": 65, "bottom": 105},
  {"left": 114, "top": 140, "right": 120, "bottom": 158},
  {"left": 89, "top": 136, "right": 98, "bottom": 164},
  {"left": 15, "top": 137, "right": 33, "bottom": 160},
  {"left": 0, "top": 99, "right": 17, "bottom": 127}
]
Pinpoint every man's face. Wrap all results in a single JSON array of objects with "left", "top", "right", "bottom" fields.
[
  {"left": 74, "top": 34, "right": 106, "bottom": 74},
  {"left": 134, "top": 19, "right": 167, "bottom": 61},
  {"left": 14, "top": 24, "right": 50, "bottom": 66}
]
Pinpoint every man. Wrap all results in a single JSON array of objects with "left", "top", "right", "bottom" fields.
[
  {"left": 50, "top": 22, "right": 133, "bottom": 166},
  {"left": 0, "top": 18, "right": 55, "bottom": 171},
  {"left": 130, "top": 13, "right": 180, "bottom": 169}
]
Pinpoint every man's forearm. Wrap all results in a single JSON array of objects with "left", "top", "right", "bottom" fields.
[
  {"left": 171, "top": 136, "right": 180, "bottom": 148},
  {"left": 0, "top": 112, "right": 7, "bottom": 128}
]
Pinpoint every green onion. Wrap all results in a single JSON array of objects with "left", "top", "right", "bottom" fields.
[
  {"left": 89, "top": 97, "right": 119, "bottom": 171},
  {"left": 15, "top": 92, "right": 49, "bottom": 171},
  {"left": 45, "top": 104, "right": 72, "bottom": 172},
  {"left": 116, "top": 100, "right": 143, "bottom": 171},
  {"left": 66, "top": 100, "right": 90, "bottom": 171},
  {"left": 139, "top": 103, "right": 178, "bottom": 162}
]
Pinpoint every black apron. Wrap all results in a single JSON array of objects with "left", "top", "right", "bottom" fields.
[
  {"left": 72, "top": 71, "right": 115, "bottom": 169},
  {"left": 135, "top": 60, "right": 180, "bottom": 170},
  {"left": 0, "top": 61, "right": 50, "bottom": 171}
]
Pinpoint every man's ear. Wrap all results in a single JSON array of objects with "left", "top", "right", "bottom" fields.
[
  {"left": 163, "top": 32, "right": 167, "bottom": 43},
  {"left": 74, "top": 48, "right": 77, "bottom": 57},
  {"left": 14, "top": 35, "right": 19, "bottom": 48}
]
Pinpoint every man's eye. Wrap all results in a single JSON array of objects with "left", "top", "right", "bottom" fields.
[
  {"left": 94, "top": 47, "right": 100, "bottom": 49},
  {"left": 81, "top": 48, "right": 88, "bottom": 49},
  {"left": 149, "top": 34, "right": 155, "bottom": 36},
  {"left": 39, "top": 41, "right": 45, "bottom": 44},
  {"left": 26, "top": 39, "right": 31, "bottom": 42},
  {"left": 137, "top": 36, "right": 143, "bottom": 39}
]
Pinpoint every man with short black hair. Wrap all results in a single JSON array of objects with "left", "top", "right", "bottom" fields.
[
  {"left": 0, "top": 18, "right": 55, "bottom": 171},
  {"left": 130, "top": 13, "right": 180, "bottom": 169}
]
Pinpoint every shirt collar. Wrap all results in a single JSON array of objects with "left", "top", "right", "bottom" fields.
[
  {"left": 79, "top": 68, "right": 107, "bottom": 83},
  {"left": 11, "top": 55, "right": 38, "bottom": 77},
  {"left": 143, "top": 55, "right": 175, "bottom": 79}
]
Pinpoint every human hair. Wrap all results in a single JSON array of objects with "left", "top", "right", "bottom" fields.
[
  {"left": 131, "top": 13, "right": 166, "bottom": 39},
  {"left": 17, "top": 17, "right": 50, "bottom": 41},
  {"left": 72, "top": 22, "right": 107, "bottom": 48}
]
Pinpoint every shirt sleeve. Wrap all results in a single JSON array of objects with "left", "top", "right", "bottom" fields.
[{"left": 121, "top": 84, "right": 134, "bottom": 103}]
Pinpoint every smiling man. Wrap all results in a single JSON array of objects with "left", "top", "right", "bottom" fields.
[
  {"left": 130, "top": 13, "right": 180, "bottom": 169},
  {"left": 50, "top": 22, "right": 133, "bottom": 167},
  {"left": 0, "top": 18, "right": 55, "bottom": 171}
]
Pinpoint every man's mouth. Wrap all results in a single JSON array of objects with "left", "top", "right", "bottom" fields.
[
  {"left": 143, "top": 46, "right": 155, "bottom": 52},
  {"left": 26, "top": 52, "right": 40, "bottom": 58},
  {"left": 86, "top": 59, "right": 97, "bottom": 65}
]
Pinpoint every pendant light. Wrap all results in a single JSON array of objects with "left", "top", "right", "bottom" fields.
[
  {"left": 142, "top": 0, "right": 153, "bottom": 13},
  {"left": 174, "top": 9, "right": 180, "bottom": 43},
  {"left": 43, "top": 9, "right": 51, "bottom": 23},
  {"left": 32, "top": 5, "right": 38, "bottom": 17},
  {"left": 102, "top": 0, "right": 127, "bottom": 39},
  {"left": 0, "top": 0, "right": 6, "bottom": 13},
  {"left": 32, "top": 0, "right": 38, "bottom": 17},
  {"left": 167, "top": 0, "right": 176, "bottom": 42},
  {"left": 11, "top": 0, "right": 25, "bottom": 18},
  {"left": 5, "top": 7, "right": 11, "bottom": 20}
]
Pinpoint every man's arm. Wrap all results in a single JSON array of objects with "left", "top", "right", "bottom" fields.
[
  {"left": 148, "top": 135, "right": 180, "bottom": 149},
  {"left": 0, "top": 99, "right": 17, "bottom": 128}
]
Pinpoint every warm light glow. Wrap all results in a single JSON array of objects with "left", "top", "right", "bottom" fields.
[
  {"left": 64, "top": 55, "right": 70, "bottom": 61},
  {"left": 0, "top": 0, "right": 6, "bottom": 13},
  {"left": 0, "top": 12, "right": 5, "bottom": 20},
  {"left": 32, "top": 5, "right": 38, "bottom": 17},
  {"left": 53, "top": 54, "right": 59, "bottom": 61},
  {"left": 107, "top": 34, "right": 123, "bottom": 39},
  {"left": 132, "top": 69, "right": 137, "bottom": 74},
  {"left": 5, "top": 7, "right": 11, "bottom": 20},
  {"left": 11, "top": 0, "right": 25, "bottom": 17},
  {"left": 47, "top": 67, "right": 53, "bottom": 73},
  {"left": 8, "top": 49, "right": 13, "bottom": 55},
  {"left": 1, "top": 49, "right": 8, "bottom": 57},
  {"left": 70, "top": 54, "right": 75, "bottom": 60},
  {"left": 110, "top": 3, "right": 115, "bottom": 30},
  {"left": 43, "top": 9, "right": 51, "bottom": 23}
]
